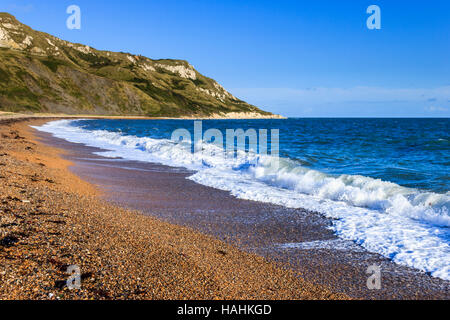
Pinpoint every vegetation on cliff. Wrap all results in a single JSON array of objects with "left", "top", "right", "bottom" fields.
[{"left": 0, "top": 12, "right": 273, "bottom": 117}]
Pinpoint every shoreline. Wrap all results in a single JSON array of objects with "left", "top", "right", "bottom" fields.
[
  {"left": 33, "top": 119, "right": 450, "bottom": 299},
  {"left": 0, "top": 112, "right": 286, "bottom": 121},
  {"left": 0, "top": 117, "right": 344, "bottom": 300}
]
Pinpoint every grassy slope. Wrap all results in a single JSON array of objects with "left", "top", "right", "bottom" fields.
[{"left": 0, "top": 12, "right": 271, "bottom": 117}]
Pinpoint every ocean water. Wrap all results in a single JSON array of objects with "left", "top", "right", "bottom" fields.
[{"left": 34, "top": 118, "right": 450, "bottom": 280}]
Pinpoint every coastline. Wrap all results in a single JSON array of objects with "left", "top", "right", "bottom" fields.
[
  {"left": 0, "top": 117, "right": 343, "bottom": 300},
  {"left": 0, "top": 111, "right": 285, "bottom": 121},
  {"left": 33, "top": 119, "right": 450, "bottom": 299}
]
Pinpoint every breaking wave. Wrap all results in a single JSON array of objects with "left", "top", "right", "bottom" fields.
[{"left": 33, "top": 120, "right": 450, "bottom": 280}]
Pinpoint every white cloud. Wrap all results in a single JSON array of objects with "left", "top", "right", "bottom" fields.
[
  {"left": 425, "top": 106, "right": 448, "bottom": 112},
  {"left": 230, "top": 86, "right": 450, "bottom": 117},
  {"left": 231, "top": 86, "right": 450, "bottom": 105}
]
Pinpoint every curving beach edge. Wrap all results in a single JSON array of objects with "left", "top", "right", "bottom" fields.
[{"left": 0, "top": 117, "right": 344, "bottom": 300}]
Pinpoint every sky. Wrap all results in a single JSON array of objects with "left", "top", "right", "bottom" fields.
[{"left": 1, "top": 0, "right": 449, "bottom": 117}]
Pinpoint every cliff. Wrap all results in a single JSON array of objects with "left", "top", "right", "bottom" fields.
[{"left": 0, "top": 13, "right": 278, "bottom": 118}]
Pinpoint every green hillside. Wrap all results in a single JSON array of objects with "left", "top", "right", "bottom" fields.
[{"left": 0, "top": 12, "right": 274, "bottom": 117}]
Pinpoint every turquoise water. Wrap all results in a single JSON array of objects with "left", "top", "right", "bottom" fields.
[
  {"left": 35, "top": 118, "right": 450, "bottom": 280},
  {"left": 69, "top": 118, "right": 449, "bottom": 193}
]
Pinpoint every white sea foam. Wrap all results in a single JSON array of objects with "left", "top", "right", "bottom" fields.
[
  {"left": 33, "top": 120, "right": 450, "bottom": 280},
  {"left": 280, "top": 239, "right": 366, "bottom": 252}
]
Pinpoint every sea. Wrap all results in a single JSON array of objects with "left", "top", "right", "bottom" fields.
[{"left": 33, "top": 118, "right": 450, "bottom": 280}]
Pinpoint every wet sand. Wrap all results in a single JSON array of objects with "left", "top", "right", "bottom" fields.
[
  {"left": 0, "top": 118, "right": 347, "bottom": 300},
  {"left": 33, "top": 121, "right": 450, "bottom": 300}
]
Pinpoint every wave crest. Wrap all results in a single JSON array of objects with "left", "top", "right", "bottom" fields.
[{"left": 33, "top": 119, "right": 450, "bottom": 280}]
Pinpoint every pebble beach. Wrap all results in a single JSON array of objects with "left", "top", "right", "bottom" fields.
[{"left": 0, "top": 117, "right": 347, "bottom": 300}]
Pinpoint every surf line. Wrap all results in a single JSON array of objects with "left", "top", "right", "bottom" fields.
[{"left": 171, "top": 120, "right": 280, "bottom": 166}]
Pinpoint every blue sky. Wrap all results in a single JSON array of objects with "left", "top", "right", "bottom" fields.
[{"left": 1, "top": 0, "right": 449, "bottom": 117}]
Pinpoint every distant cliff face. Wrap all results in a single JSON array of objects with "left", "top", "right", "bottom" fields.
[{"left": 0, "top": 12, "right": 275, "bottom": 117}]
